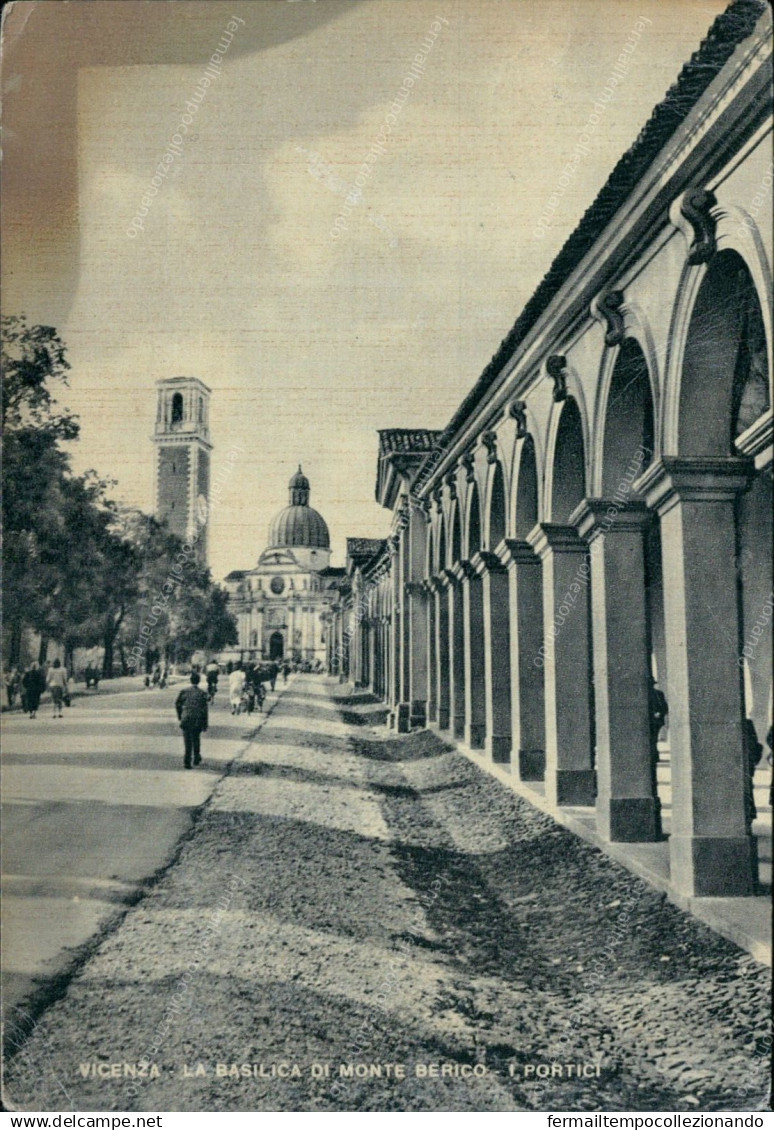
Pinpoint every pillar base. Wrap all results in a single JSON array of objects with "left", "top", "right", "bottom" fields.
[
  {"left": 671, "top": 835, "right": 759, "bottom": 897},
  {"left": 465, "top": 722, "right": 485, "bottom": 750},
  {"left": 599, "top": 796, "right": 662, "bottom": 843},
  {"left": 488, "top": 735, "right": 511, "bottom": 764},
  {"left": 396, "top": 703, "right": 411, "bottom": 734},
  {"left": 410, "top": 699, "right": 427, "bottom": 729},
  {"left": 438, "top": 706, "right": 450, "bottom": 730},
  {"left": 518, "top": 748, "right": 545, "bottom": 781},
  {"left": 553, "top": 769, "right": 596, "bottom": 807}
]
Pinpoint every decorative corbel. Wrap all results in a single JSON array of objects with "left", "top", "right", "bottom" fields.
[
  {"left": 432, "top": 484, "right": 443, "bottom": 512},
  {"left": 509, "top": 399, "right": 528, "bottom": 439},
  {"left": 482, "top": 431, "right": 498, "bottom": 464},
  {"left": 461, "top": 450, "right": 476, "bottom": 482},
  {"left": 680, "top": 188, "right": 718, "bottom": 265},
  {"left": 546, "top": 355, "right": 568, "bottom": 402},
  {"left": 592, "top": 290, "right": 625, "bottom": 347},
  {"left": 444, "top": 470, "right": 458, "bottom": 501}
]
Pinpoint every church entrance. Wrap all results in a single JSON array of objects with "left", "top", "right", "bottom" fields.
[{"left": 269, "top": 632, "right": 284, "bottom": 661}]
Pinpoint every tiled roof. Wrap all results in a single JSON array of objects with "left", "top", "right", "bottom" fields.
[
  {"left": 223, "top": 570, "right": 247, "bottom": 581},
  {"left": 378, "top": 429, "right": 444, "bottom": 455},
  {"left": 435, "top": 0, "right": 768, "bottom": 454}
]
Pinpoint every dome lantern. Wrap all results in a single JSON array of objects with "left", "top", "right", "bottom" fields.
[
  {"left": 289, "top": 464, "right": 310, "bottom": 506},
  {"left": 266, "top": 466, "right": 330, "bottom": 551}
]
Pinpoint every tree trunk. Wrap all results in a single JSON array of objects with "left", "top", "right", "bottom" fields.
[
  {"left": 9, "top": 621, "right": 23, "bottom": 667},
  {"left": 102, "top": 609, "right": 125, "bottom": 679},
  {"left": 38, "top": 635, "right": 49, "bottom": 665},
  {"left": 102, "top": 633, "right": 114, "bottom": 679}
]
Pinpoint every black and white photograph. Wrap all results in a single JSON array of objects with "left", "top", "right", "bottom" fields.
[{"left": 1, "top": 0, "right": 772, "bottom": 1117}]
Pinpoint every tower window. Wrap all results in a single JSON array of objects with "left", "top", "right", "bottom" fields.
[
  {"left": 198, "top": 396, "right": 204, "bottom": 423},
  {"left": 171, "top": 393, "right": 184, "bottom": 425}
]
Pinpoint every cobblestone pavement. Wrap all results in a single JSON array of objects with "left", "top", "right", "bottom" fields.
[{"left": 3, "top": 677, "right": 771, "bottom": 1113}]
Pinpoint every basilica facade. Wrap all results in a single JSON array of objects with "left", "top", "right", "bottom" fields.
[
  {"left": 328, "top": 0, "right": 773, "bottom": 930},
  {"left": 224, "top": 468, "right": 344, "bottom": 664}
]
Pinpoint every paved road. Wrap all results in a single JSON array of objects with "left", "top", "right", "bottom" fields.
[
  {"left": 3, "top": 676, "right": 770, "bottom": 1113},
  {"left": 1, "top": 677, "right": 282, "bottom": 1021}
]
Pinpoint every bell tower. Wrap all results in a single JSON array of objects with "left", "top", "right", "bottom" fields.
[{"left": 153, "top": 377, "right": 212, "bottom": 563}]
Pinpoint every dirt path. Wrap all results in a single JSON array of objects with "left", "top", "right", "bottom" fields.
[{"left": 3, "top": 677, "right": 770, "bottom": 1113}]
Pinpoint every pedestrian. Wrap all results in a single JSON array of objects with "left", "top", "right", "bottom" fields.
[
  {"left": 743, "top": 717, "right": 763, "bottom": 831},
  {"left": 244, "top": 681, "right": 256, "bottom": 714},
  {"left": 152, "top": 663, "right": 161, "bottom": 689},
  {"left": 205, "top": 658, "right": 220, "bottom": 703},
  {"left": 175, "top": 671, "right": 209, "bottom": 769},
  {"left": 229, "top": 663, "right": 246, "bottom": 715},
  {"left": 21, "top": 662, "right": 46, "bottom": 719},
  {"left": 269, "top": 661, "right": 278, "bottom": 692},
  {"left": 282, "top": 661, "right": 290, "bottom": 684},
  {"left": 648, "top": 677, "right": 668, "bottom": 762},
  {"left": 9, "top": 667, "right": 21, "bottom": 706},
  {"left": 47, "top": 659, "right": 68, "bottom": 718}
]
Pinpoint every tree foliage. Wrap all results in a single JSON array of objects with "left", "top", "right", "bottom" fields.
[{"left": 2, "top": 317, "right": 237, "bottom": 673}]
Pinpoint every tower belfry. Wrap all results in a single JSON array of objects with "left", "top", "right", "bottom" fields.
[{"left": 153, "top": 376, "right": 212, "bottom": 563}]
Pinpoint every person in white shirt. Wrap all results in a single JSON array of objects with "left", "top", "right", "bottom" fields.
[
  {"left": 228, "top": 664, "right": 246, "bottom": 715},
  {"left": 47, "top": 659, "right": 68, "bottom": 718}
]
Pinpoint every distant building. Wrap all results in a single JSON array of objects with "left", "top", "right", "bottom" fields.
[
  {"left": 153, "top": 376, "right": 212, "bottom": 563},
  {"left": 224, "top": 467, "right": 344, "bottom": 663}
]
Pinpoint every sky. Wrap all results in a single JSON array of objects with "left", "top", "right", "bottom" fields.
[{"left": 2, "top": 0, "right": 730, "bottom": 580}]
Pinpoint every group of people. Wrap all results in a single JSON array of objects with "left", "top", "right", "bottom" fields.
[
  {"left": 3, "top": 659, "right": 71, "bottom": 718},
  {"left": 144, "top": 663, "right": 170, "bottom": 690}
]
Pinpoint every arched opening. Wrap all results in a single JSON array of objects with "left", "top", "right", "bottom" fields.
[
  {"left": 679, "top": 250, "right": 770, "bottom": 456},
  {"left": 515, "top": 436, "right": 538, "bottom": 539},
  {"left": 550, "top": 397, "right": 586, "bottom": 522},
  {"left": 436, "top": 513, "right": 450, "bottom": 729},
  {"left": 171, "top": 392, "right": 184, "bottom": 425},
  {"left": 449, "top": 503, "right": 465, "bottom": 738},
  {"left": 543, "top": 398, "right": 595, "bottom": 806},
  {"left": 511, "top": 436, "right": 545, "bottom": 781},
  {"left": 464, "top": 482, "right": 485, "bottom": 749},
  {"left": 662, "top": 249, "right": 771, "bottom": 896},
  {"left": 489, "top": 461, "right": 507, "bottom": 549},
  {"left": 437, "top": 514, "right": 446, "bottom": 572},
  {"left": 481, "top": 461, "right": 511, "bottom": 762},
  {"left": 451, "top": 505, "right": 462, "bottom": 563},
  {"left": 467, "top": 483, "right": 482, "bottom": 558},
  {"left": 595, "top": 338, "right": 663, "bottom": 843},
  {"left": 269, "top": 632, "right": 284, "bottom": 660},
  {"left": 601, "top": 339, "right": 654, "bottom": 493}
]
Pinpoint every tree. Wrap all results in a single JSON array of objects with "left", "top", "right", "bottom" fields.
[{"left": 2, "top": 316, "right": 80, "bottom": 665}]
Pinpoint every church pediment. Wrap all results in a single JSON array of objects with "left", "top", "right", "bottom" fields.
[{"left": 257, "top": 548, "right": 299, "bottom": 569}]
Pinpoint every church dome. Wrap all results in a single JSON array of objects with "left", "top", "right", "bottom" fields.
[{"left": 267, "top": 466, "right": 331, "bottom": 550}]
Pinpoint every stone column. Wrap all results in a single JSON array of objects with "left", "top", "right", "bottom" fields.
[
  {"left": 425, "top": 580, "right": 437, "bottom": 723},
  {"left": 444, "top": 568, "right": 466, "bottom": 739},
  {"left": 496, "top": 539, "right": 545, "bottom": 781},
  {"left": 433, "top": 578, "right": 450, "bottom": 729},
  {"left": 527, "top": 524, "right": 595, "bottom": 806},
  {"left": 573, "top": 500, "right": 661, "bottom": 842},
  {"left": 406, "top": 582, "right": 428, "bottom": 728},
  {"left": 639, "top": 457, "right": 757, "bottom": 896},
  {"left": 471, "top": 551, "right": 511, "bottom": 763},
  {"left": 455, "top": 561, "right": 485, "bottom": 750}
]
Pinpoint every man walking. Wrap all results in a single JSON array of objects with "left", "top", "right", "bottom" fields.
[{"left": 175, "top": 671, "right": 209, "bottom": 769}]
